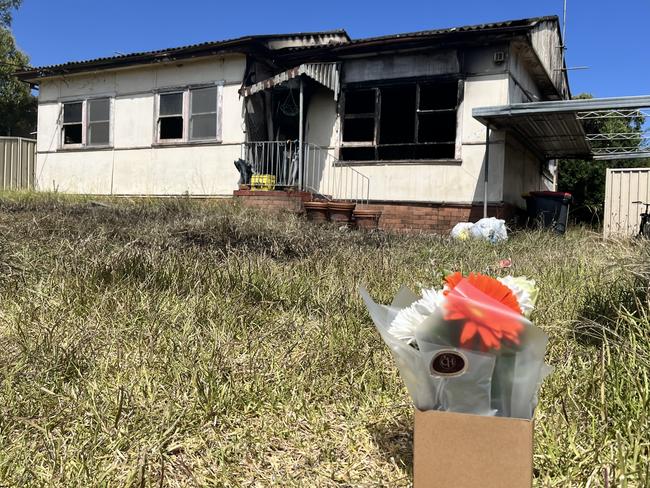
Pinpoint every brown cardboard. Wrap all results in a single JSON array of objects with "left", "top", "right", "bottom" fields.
[{"left": 414, "top": 409, "right": 533, "bottom": 488}]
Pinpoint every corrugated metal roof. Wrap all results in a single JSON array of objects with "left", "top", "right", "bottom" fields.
[
  {"left": 17, "top": 16, "right": 557, "bottom": 81},
  {"left": 242, "top": 63, "right": 340, "bottom": 98},
  {"left": 343, "top": 15, "right": 558, "bottom": 46},
  {"left": 474, "top": 102, "right": 591, "bottom": 159},
  {"left": 15, "top": 30, "right": 350, "bottom": 81},
  {"left": 473, "top": 96, "right": 650, "bottom": 160}
]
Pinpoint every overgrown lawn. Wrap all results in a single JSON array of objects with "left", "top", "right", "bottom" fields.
[{"left": 0, "top": 192, "right": 648, "bottom": 487}]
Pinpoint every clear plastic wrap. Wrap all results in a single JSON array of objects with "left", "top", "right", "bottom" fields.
[{"left": 361, "top": 273, "right": 552, "bottom": 419}]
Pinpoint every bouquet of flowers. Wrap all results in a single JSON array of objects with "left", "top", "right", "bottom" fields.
[{"left": 361, "top": 272, "right": 552, "bottom": 419}]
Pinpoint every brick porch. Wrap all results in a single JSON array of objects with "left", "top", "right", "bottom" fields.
[{"left": 233, "top": 190, "right": 520, "bottom": 233}]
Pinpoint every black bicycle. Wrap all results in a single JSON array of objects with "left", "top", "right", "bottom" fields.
[{"left": 632, "top": 201, "right": 650, "bottom": 238}]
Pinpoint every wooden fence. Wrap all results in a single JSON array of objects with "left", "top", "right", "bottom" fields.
[
  {"left": 604, "top": 167, "right": 650, "bottom": 237},
  {"left": 0, "top": 137, "right": 36, "bottom": 190}
]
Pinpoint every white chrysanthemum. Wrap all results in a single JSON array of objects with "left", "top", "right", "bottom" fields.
[
  {"left": 498, "top": 276, "right": 539, "bottom": 317},
  {"left": 388, "top": 288, "right": 445, "bottom": 343},
  {"left": 416, "top": 288, "right": 446, "bottom": 314},
  {"left": 388, "top": 304, "right": 426, "bottom": 343}
]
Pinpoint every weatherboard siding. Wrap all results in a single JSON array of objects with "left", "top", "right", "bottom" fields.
[{"left": 35, "top": 55, "right": 246, "bottom": 195}]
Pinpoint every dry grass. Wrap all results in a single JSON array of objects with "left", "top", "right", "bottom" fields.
[{"left": 0, "top": 192, "right": 648, "bottom": 487}]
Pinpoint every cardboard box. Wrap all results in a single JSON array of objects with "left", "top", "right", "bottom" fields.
[{"left": 414, "top": 409, "right": 533, "bottom": 488}]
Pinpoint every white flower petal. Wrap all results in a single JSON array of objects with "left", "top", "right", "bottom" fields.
[
  {"left": 388, "top": 288, "right": 444, "bottom": 343},
  {"left": 416, "top": 288, "right": 446, "bottom": 314},
  {"left": 388, "top": 304, "right": 425, "bottom": 343},
  {"left": 498, "top": 276, "right": 538, "bottom": 317}
]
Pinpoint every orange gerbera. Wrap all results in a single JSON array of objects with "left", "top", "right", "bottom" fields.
[{"left": 443, "top": 272, "right": 524, "bottom": 350}]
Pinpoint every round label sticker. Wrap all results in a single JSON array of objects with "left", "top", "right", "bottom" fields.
[{"left": 430, "top": 350, "right": 467, "bottom": 377}]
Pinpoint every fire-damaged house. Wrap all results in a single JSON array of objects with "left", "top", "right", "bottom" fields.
[{"left": 17, "top": 16, "right": 570, "bottom": 232}]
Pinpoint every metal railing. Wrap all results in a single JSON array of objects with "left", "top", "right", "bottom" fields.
[
  {"left": 241, "top": 140, "right": 299, "bottom": 189},
  {"left": 241, "top": 140, "right": 370, "bottom": 203},
  {"left": 302, "top": 143, "right": 369, "bottom": 203}
]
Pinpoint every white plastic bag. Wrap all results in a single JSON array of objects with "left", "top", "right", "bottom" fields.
[
  {"left": 450, "top": 222, "right": 474, "bottom": 241},
  {"left": 469, "top": 217, "right": 508, "bottom": 243}
]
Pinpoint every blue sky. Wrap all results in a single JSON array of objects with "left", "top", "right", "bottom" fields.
[{"left": 10, "top": 0, "right": 650, "bottom": 98}]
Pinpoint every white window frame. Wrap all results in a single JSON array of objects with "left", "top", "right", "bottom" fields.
[
  {"left": 86, "top": 98, "right": 112, "bottom": 148},
  {"left": 154, "top": 83, "right": 223, "bottom": 145},
  {"left": 156, "top": 90, "right": 187, "bottom": 144},
  {"left": 60, "top": 97, "right": 113, "bottom": 149},
  {"left": 189, "top": 86, "right": 219, "bottom": 141},
  {"left": 61, "top": 100, "right": 85, "bottom": 148}
]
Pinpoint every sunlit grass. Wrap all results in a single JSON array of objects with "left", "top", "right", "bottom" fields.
[{"left": 0, "top": 191, "right": 648, "bottom": 487}]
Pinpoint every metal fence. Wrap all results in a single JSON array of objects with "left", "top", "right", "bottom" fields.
[
  {"left": 604, "top": 167, "right": 650, "bottom": 237},
  {"left": 0, "top": 137, "right": 36, "bottom": 190},
  {"left": 302, "top": 143, "right": 369, "bottom": 203},
  {"left": 241, "top": 140, "right": 370, "bottom": 203},
  {"left": 241, "top": 140, "right": 300, "bottom": 189}
]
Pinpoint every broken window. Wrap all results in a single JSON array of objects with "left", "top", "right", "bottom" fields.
[
  {"left": 340, "top": 80, "right": 460, "bottom": 161},
  {"left": 342, "top": 90, "right": 376, "bottom": 142},
  {"left": 87, "top": 98, "right": 110, "bottom": 146},
  {"left": 190, "top": 86, "right": 218, "bottom": 140},
  {"left": 415, "top": 82, "right": 457, "bottom": 157},
  {"left": 62, "top": 102, "right": 83, "bottom": 145},
  {"left": 159, "top": 92, "right": 184, "bottom": 140},
  {"left": 380, "top": 85, "right": 416, "bottom": 144}
]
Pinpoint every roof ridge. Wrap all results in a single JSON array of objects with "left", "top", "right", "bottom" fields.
[{"left": 347, "top": 15, "right": 559, "bottom": 44}]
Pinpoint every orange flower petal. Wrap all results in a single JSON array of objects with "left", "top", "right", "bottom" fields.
[
  {"left": 442, "top": 273, "right": 526, "bottom": 350},
  {"left": 478, "top": 326, "right": 501, "bottom": 350},
  {"left": 460, "top": 321, "right": 479, "bottom": 346}
]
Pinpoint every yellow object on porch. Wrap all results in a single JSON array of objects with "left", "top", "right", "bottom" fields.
[{"left": 250, "top": 174, "right": 276, "bottom": 191}]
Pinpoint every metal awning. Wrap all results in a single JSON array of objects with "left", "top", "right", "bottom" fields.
[
  {"left": 242, "top": 62, "right": 340, "bottom": 99},
  {"left": 473, "top": 95, "right": 650, "bottom": 160}
]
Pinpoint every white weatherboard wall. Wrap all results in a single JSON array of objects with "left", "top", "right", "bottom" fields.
[
  {"left": 508, "top": 46, "right": 543, "bottom": 104},
  {"left": 502, "top": 50, "right": 548, "bottom": 206},
  {"left": 36, "top": 55, "right": 246, "bottom": 195},
  {"left": 502, "top": 136, "right": 547, "bottom": 207},
  {"left": 604, "top": 168, "right": 650, "bottom": 237}
]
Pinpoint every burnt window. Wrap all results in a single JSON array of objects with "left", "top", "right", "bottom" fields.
[
  {"left": 62, "top": 102, "right": 83, "bottom": 145},
  {"left": 158, "top": 92, "right": 184, "bottom": 140},
  {"left": 340, "top": 80, "right": 460, "bottom": 162},
  {"left": 342, "top": 89, "right": 376, "bottom": 142}
]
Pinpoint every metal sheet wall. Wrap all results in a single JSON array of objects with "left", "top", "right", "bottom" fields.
[
  {"left": 0, "top": 137, "right": 36, "bottom": 190},
  {"left": 604, "top": 167, "right": 650, "bottom": 237}
]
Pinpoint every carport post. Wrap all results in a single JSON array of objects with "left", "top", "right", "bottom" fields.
[
  {"left": 298, "top": 77, "right": 304, "bottom": 191},
  {"left": 484, "top": 124, "right": 490, "bottom": 219}
]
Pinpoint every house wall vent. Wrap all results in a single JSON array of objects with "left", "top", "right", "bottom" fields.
[{"left": 493, "top": 51, "right": 506, "bottom": 64}]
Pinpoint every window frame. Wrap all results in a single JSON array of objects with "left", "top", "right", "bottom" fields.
[
  {"left": 61, "top": 100, "right": 85, "bottom": 148},
  {"left": 155, "top": 83, "right": 223, "bottom": 145},
  {"left": 157, "top": 90, "right": 187, "bottom": 144},
  {"left": 86, "top": 97, "right": 112, "bottom": 147},
  {"left": 189, "top": 86, "right": 219, "bottom": 141},
  {"left": 60, "top": 97, "right": 113, "bottom": 150},
  {"left": 339, "top": 77, "right": 463, "bottom": 163}
]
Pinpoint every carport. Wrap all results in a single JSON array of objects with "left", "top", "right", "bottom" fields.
[{"left": 472, "top": 95, "right": 650, "bottom": 218}]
